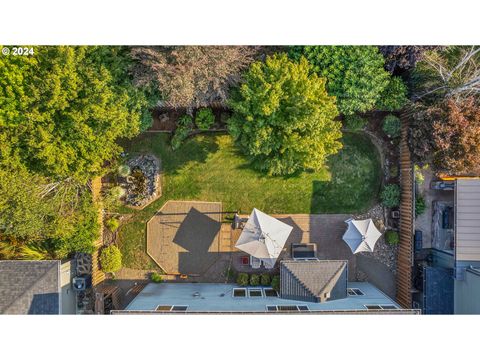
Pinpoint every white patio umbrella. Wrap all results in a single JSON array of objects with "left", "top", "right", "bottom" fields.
[
  {"left": 235, "top": 208, "right": 293, "bottom": 268},
  {"left": 342, "top": 218, "right": 382, "bottom": 254}
]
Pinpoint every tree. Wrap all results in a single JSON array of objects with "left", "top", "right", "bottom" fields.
[
  {"left": 289, "top": 46, "right": 391, "bottom": 115},
  {"left": 228, "top": 54, "right": 342, "bottom": 176},
  {"left": 412, "top": 46, "right": 480, "bottom": 103},
  {"left": 376, "top": 76, "right": 408, "bottom": 111},
  {"left": 130, "top": 46, "right": 256, "bottom": 110},
  {"left": 430, "top": 97, "right": 480, "bottom": 174},
  {"left": 379, "top": 46, "right": 440, "bottom": 73},
  {"left": 0, "top": 46, "right": 148, "bottom": 182}
]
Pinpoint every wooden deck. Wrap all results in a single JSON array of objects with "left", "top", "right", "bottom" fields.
[
  {"left": 146, "top": 201, "right": 223, "bottom": 275},
  {"left": 91, "top": 177, "right": 105, "bottom": 287},
  {"left": 396, "top": 110, "right": 415, "bottom": 308}
]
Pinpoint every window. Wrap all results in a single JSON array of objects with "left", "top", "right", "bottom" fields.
[
  {"left": 263, "top": 288, "right": 279, "bottom": 297},
  {"left": 348, "top": 288, "right": 365, "bottom": 296},
  {"left": 233, "top": 288, "right": 247, "bottom": 297},
  {"left": 364, "top": 304, "right": 398, "bottom": 310},
  {"left": 248, "top": 289, "right": 263, "bottom": 297},
  {"left": 171, "top": 305, "right": 188, "bottom": 312},
  {"left": 266, "top": 305, "right": 310, "bottom": 312},
  {"left": 156, "top": 305, "right": 189, "bottom": 312}
]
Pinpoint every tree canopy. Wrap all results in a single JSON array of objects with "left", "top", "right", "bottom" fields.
[
  {"left": 228, "top": 53, "right": 342, "bottom": 176},
  {"left": 289, "top": 46, "right": 391, "bottom": 115},
  {"left": 0, "top": 46, "right": 153, "bottom": 182},
  {"left": 130, "top": 46, "right": 256, "bottom": 110}
]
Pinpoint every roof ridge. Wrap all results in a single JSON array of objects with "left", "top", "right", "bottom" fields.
[
  {"left": 284, "top": 263, "right": 316, "bottom": 299},
  {"left": 2, "top": 261, "right": 60, "bottom": 314}
]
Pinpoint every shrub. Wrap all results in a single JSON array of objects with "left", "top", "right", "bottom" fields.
[
  {"left": 382, "top": 115, "right": 401, "bottom": 138},
  {"left": 105, "top": 218, "right": 120, "bottom": 232},
  {"left": 415, "top": 196, "right": 426, "bottom": 217},
  {"left": 151, "top": 272, "right": 163, "bottom": 283},
  {"left": 376, "top": 77, "right": 408, "bottom": 111},
  {"left": 250, "top": 274, "right": 260, "bottom": 286},
  {"left": 171, "top": 115, "right": 194, "bottom": 150},
  {"left": 195, "top": 108, "right": 215, "bottom": 130},
  {"left": 236, "top": 273, "right": 249, "bottom": 286},
  {"left": 118, "top": 164, "right": 131, "bottom": 177},
  {"left": 260, "top": 273, "right": 271, "bottom": 286},
  {"left": 381, "top": 184, "right": 401, "bottom": 207},
  {"left": 271, "top": 275, "right": 280, "bottom": 292},
  {"left": 99, "top": 245, "right": 122, "bottom": 274},
  {"left": 389, "top": 165, "right": 399, "bottom": 178},
  {"left": 385, "top": 230, "right": 399, "bottom": 245},
  {"left": 414, "top": 164, "right": 425, "bottom": 186},
  {"left": 344, "top": 114, "right": 367, "bottom": 131}
]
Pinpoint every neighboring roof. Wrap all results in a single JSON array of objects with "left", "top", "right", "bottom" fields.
[
  {"left": 342, "top": 218, "right": 382, "bottom": 254},
  {"left": 423, "top": 267, "right": 454, "bottom": 315},
  {"left": 120, "top": 282, "right": 410, "bottom": 313},
  {"left": 454, "top": 266, "right": 480, "bottom": 314},
  {"left": 281, "top": 260, "right": 347, "bottom": 301},
  {"left": 0, "top": 260, "right": 61, "bottom": 314},
  {"left": 455, "top": 179, "right": 480, "bottom": 262},
  {"left": 235, "top": 208, "right": 293, "bottom": 268}
]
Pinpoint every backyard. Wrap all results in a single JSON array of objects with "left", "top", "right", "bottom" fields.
[{"left": 116, "top": 131, "right": 382, "bottom": 269}]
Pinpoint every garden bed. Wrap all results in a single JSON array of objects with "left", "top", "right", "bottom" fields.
[{"left": 149, "top": 107, "right": 232, "bottom": 132}]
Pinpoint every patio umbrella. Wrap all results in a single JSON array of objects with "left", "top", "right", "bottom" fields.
[
  {"left": 235, "top": 208, "right": 293, "bottom": 268},
  {"left": 342, "top": 218, "right": 382, "bottom": 254}
]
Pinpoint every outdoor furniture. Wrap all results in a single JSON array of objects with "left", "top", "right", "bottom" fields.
[
  {"left": 235, "top": 208, "right": 293, "bottom": 268},
  {"left": 262, "top": 260, "right": 274, "bottom": 269},
  {"left": 250, "top": 256, "right": 261, "bottom": 269},
  {"left": 342, "top": 218, "right": 382, "bottom": 254},
  {"left": 240, "top": 256, "right": 249, "bottom": 265}
]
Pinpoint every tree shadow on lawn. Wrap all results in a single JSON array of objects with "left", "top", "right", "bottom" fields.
[{"left": 310, "top": 133, "right": 382, "bottom": 214}]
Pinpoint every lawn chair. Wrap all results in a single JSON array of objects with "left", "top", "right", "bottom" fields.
[{"left": 250, "top": 256, "right": 261, "bottom": 269}]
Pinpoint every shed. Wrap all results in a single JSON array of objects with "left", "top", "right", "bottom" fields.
[{"left": 455, "top": 179, "right": 480, "bottom": 262}]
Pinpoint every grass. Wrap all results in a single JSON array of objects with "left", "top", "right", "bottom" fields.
[{"left": 117, "top": 132, "right": 381, "bottom": 269}]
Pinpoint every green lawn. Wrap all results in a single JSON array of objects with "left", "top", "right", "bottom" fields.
[{"left": 117, "top": 132, "right": 381, "bottom": 269}]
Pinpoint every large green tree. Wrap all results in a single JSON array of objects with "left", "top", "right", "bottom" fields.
[
  {"left": 228, "top": 53, "right": 342, "bottom": 176},
  {"left": 0, "top": 46, "right": 153, "bottom": 182},
  {"left": 289, "top": 46, "right": 392, "bottom": 115}
]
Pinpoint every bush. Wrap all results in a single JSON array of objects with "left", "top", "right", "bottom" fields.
[
  {"left": 382, "top": 115, "right": 401, "bottom": 138},
  {"left": 381, "top": 184, "right": 401, "bottom": 207},
  {"left": 376, "top": 77, "right": 408, "bottom": 111},
  {"left": 195, "top": 108, "right": 215, "bottom": 130},
  {"left": 414, "top": 164, "right": 425, "bottom": 186},
  {"left": 271, "top": 275, "right": 280, "bottom": 292},
  {"left": 344, "top": 114, "right": 367, "bottom": 131},
  {"left": 105, "top": 217, "right": 120, "bottom": 232},
  {"left": 117, "top": 164, "right": 131, "bottom": 177},
  {"left": 171, "top": 115, "right": 193, "bottom": 150},
  {"left": 99, "top": 245, "right": 122, "bottom": 274},
  {"left": 385, "top": 230, "right": 399, "bottom": 245},
  {"left": 151, "top": 272, "right": 163, "bottom": 283},
  {"left": 250, "top": 274, "right": 260, "bottom": 286},
  {"left": 260, "top": 273, "right": 271, "bottom": 286},
  {"left": 415, "top": 196, "right": 426, "bottom": 217},
  {"left": 237, "top": 273, "right": 249, "bottom": 286}
]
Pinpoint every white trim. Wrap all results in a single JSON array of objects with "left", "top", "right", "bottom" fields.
[
  {"left": 248, "top": 288, "right": 264, "bottom": 298},
  {"left": 232, "top": 288, "right": 247, "bottom": 298},
  {"left": 364, "top": 304, "right": 398, "bottom": 310}
]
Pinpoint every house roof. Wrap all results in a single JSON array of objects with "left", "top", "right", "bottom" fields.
[
  {"left": 455, "top": 179, "right": 480, "bottom": 262},
  {"left": 281, "top": 260, "right": 347, "bottom": 300},
  {"left": 0, "top": 260, "right": 61, "bottom": 314}
]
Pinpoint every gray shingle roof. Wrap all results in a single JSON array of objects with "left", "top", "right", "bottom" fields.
[
  {"left": 281, "top": 260, "right": 347, "bottom": 301},
  {"left": 0, "top": 260, "right": 61, "bottom": 314}
]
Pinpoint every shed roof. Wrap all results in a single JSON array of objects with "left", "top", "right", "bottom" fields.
[
  {"left": 0, "top": 260, "right": 61, "bottom": 314},
  {"left": 455, "top": 179, "right": 480, "bottom": 261}
]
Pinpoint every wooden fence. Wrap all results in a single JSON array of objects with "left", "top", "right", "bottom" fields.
[
  {"left": 91, "top": 177, "right": 105, "bottom": 287},
  {"left": 396, "top": 110, "right": 415, "bottom": 308}
]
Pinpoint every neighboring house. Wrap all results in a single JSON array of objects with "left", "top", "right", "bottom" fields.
[
  {"left": 0, "top": 260, "right": 76, "bottom": 315},
  {"left": 115, "top": 260, "right": 416, "bottom": 314},
  {"left": 415, "top": 178, "right": 480, "bottom": 314}
]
